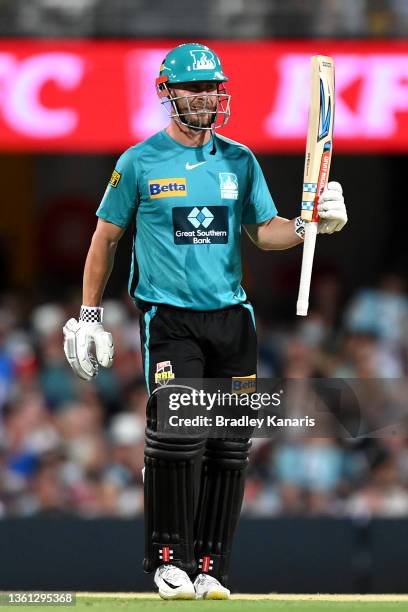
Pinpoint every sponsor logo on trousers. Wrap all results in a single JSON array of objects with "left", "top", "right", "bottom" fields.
[{"left": 232, "top": 374, "right": 257, "bottom": 394}]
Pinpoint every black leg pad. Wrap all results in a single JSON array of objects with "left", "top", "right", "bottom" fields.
[
  {"left": 143, "top": 391, "right": 206, "bottom": 574},
  {"left": 194, "top": 438, "right": 251, "bottom": 586}
]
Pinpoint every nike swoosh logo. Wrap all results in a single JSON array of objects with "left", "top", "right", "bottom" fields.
[
  {"left": 185, "top": 161, "right": 207, "bottom": 170},
  {"left": 162, "top": 578, "right": 180, "bottom": 589}
]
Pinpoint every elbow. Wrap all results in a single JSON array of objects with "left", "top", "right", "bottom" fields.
[
  {"left": 91, "top": 230, "right": 119, "bottom": 253},
  {"left": 250, "top": 238, "right": 269, "bottom": 251},
  {"left": 107, "top": 237, "right": 120, "bottom": 250},
  {"left": 247, "top": 232, "right": 270, "bottom": 251},
  {"left": 256, "top": 240, "right": 271, "bottom": 251},
  {"left": 254, "top": 234, "right": 274, "bottom": 250},
  {"left": 256, "top": 240, "right": 292, "bottom": 251},
  {"left": 252, "top": 220, "right": 275, "bottom": 250}
]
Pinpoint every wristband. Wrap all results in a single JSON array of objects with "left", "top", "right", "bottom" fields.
[
  {"left": 294, "top": 216, "right": 306, "bottom": 240},
  {"left": 79, "top": 305, "right": 103, "bottom": 323}
]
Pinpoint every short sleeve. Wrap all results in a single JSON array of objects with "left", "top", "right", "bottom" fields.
[
  {"left": 96, "top": 149, "right": 138, "bottom": 228},
  {"left": 242, "top": 151, "right": 278, "bottom": 225}
]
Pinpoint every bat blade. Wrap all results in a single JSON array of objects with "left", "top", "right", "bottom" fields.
[
  {"left": 301, "top": 56, "right": 335, "bottom": 223},
  {"left": 296, "top": 55, "right": 335, "bottom": 317}
]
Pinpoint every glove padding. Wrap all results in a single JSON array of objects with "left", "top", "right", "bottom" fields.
[
  {"left": 317, "top": 181, "right": 348, "bottom": 234},
  {"left": 63, "top": 318, "right": 114, "bottom": 381}
]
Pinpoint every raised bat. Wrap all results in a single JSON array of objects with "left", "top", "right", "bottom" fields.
[{"left": 296, "top": 55, "right": 335, "bottom": 316}]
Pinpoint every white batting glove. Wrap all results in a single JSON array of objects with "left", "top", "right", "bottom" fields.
[
  {"left": 63, "top": 306, "right": 114, "bottom": 381},
  {"left": 317, "top": 181, "right": 348, "bottom": 234}
]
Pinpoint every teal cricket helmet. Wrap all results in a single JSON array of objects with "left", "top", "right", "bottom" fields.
[
  {"left": 156, "top": 43, "right": 231, "bottom": 132},
  {"left": 157, "top": 42, "right": 229, "bottom": 85}
]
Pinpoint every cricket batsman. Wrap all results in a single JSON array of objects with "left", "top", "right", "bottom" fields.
[{"left": 63, "top": 43, "right": 347, "bottom": 599}]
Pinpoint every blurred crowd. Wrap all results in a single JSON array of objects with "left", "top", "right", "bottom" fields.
[
  {"left": 0, "top": 272, "right": 407, "bottom": 519},
  {"left": 1, "top": 0, "right": 407, "bottom": 38}
]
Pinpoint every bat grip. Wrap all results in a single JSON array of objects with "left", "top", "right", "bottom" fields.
[{"left": 296, "top": 221, "right": 318, "bottom": 316}]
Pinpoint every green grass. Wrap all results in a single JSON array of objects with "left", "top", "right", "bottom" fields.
[
  {"left": 70, "top": 599, "right": 408, "bottom": 612},
  {"left": 5, "top": 594, "right": 408, "bottom": 612}
]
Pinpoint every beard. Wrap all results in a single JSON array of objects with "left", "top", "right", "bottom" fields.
[
  {"left": 184, "top": 110, "right": 214, "bottom": 129},
  {"left": 173, "top": 97, "right": 217, "bottom": 129}
]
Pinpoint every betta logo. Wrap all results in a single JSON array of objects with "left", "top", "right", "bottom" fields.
[
  {"left": 148, "top": 178, "right": 187, "bottom": 199},
  {"left": 231, "top": 375, "right": 257, "bottom": 395}
]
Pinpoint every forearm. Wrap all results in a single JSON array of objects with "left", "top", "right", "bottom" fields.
[
  {"left": 245, "top": 216, "right": 303, "bottom": 251},
  {"left": 82, "top": 231, "right": 118, "bottom": 306}
]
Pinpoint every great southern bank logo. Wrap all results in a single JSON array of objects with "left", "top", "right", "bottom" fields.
[
  {"left": 173, "top": 206, "right": 228, "bottom": 245},
  {"left": 148, "top": 178, "right": 187, "bottom": 199},
  {"left": 187, "top": 207, "right": 214, "bottom": 228}
]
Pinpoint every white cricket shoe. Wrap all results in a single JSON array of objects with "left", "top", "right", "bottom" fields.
[
  {"left": 194, "top": 573, "right": 231, "bottom": 600},
  {"left": 154, "top": 564, "right": 196, "bottom": 600}
]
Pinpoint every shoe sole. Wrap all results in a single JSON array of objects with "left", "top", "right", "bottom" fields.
[
  {"left": 203, "top": 591, "right": 230, "bottom": 600},
  {"left": 159, "top": 592, "right": 196, "bottom": 600}
]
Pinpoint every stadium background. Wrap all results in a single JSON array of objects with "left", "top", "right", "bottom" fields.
[{"left": 0, "top": 0, "right": 408, "bottom": 594}]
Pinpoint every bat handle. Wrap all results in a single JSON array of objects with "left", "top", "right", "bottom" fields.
[{"left": 296, "top": 221, "right": 318, "bottom": 316}]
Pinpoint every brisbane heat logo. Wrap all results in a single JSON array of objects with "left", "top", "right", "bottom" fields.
[
  {"left": 155, "top": 361, "right": 175, "bottom": 385},
  {"left": 190, "top": 50, "right": 216, "bottom": 71}
]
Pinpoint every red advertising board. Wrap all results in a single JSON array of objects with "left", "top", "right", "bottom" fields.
[{"left": 1, "top": 39, "right": 408, "bottom": 153}]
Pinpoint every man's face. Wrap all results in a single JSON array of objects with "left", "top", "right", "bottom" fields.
[{"left": 168, "top": 81, "right": 218, "bottom": 129}]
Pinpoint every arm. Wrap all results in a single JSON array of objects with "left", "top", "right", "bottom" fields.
[
  {"left": 64, "top": 151, "right": 137, "bottom": 381},
  {"left": 63, "top": 217, "right": 125, "bottom": 381},
  {"left": 83, "top": 218, "right": 127, "bottom": 306},
  {"left": 244, "top": 216, "right": 302, "bottom": 251},
  {"left": 244, "top": 182, "right": 348, "bottom": 251}
]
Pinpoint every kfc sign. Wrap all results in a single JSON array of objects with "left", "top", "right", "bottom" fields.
[
  {"left": 1, "top": 40, "right": 408, "bottom": 152},
  {"left": 266, "top": 52, "right": 408, "bottom": 142},
  {"left": 0, "top": 52, "right": 84, "bottom": 138}
]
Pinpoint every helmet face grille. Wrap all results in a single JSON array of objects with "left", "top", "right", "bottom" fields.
[{"left": 157, "top": 83, "right": 231, "bottom": 131}]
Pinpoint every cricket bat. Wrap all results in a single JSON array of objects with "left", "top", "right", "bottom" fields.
[{"left": 296, "top": 55, "right": 335, "bottom": 316}]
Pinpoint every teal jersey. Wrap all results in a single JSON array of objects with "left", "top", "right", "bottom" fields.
[{"left": 96, "top": 130, "right": 277, "bottom": 310}]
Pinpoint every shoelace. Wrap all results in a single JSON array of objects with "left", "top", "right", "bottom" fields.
[
  {"left": 197, "top": 574, "right": 221, "bottom": 587},
  {"left": 161, "top": 566, "right": 185, "bottom": 584}
]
